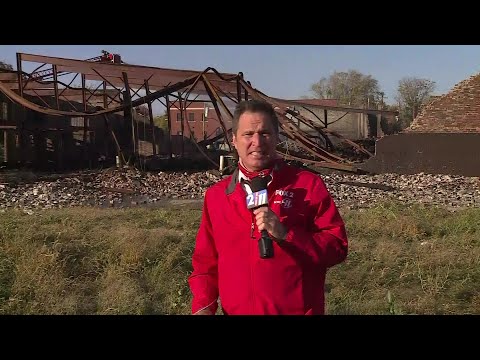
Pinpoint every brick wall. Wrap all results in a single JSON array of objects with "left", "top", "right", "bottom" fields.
[
  {"left": 169, "top": 102, "right": 232, "bottom": 142},
  {"left": 360, "top": 133, "right": 480, "bottom": 176},
  {"left": 407, "top": 73, "right": 480, "bottom": 133}
]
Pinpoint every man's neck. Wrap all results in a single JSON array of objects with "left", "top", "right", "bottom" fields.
[
  {"left": 238, "top": 158, "right": 278, "bottom": 181},
  {"left": 238, "top": 159, "right": 271, "bottom": 172}
]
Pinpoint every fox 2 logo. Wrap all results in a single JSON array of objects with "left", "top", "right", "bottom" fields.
[{"left": 246, "top": 189, "right": 268, "bottom": 209}]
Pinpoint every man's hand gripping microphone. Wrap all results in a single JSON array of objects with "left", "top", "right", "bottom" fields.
[{"left": 245, "top": 176, "right": 274, "bottom": 259}]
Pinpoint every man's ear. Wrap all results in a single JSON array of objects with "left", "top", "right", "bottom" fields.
[{"left": 232, "top": 134, "right": 237, "bottom": 148}]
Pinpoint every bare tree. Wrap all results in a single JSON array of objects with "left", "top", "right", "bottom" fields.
[
  {"left": 395, "top": 77, "right": 436, "bottom": 127},
  {"left": 310, "top": 70, "right": 382, "bottom": 108}
]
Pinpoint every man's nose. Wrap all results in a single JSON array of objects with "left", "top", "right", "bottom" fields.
[{"left": 251, "top": 133, "right": 263, "bottom": 145}]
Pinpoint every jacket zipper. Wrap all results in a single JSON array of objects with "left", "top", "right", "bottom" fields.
[
  {"left": 250, "top": 213, "right": 255, "bottom": 239},
  {"left": 250, "top": 212, "right": 256, "bottom": 313}
]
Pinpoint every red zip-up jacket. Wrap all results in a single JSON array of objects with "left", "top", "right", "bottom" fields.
[{"left": 188, "top": 162, "right": 348, "bottom": 315}]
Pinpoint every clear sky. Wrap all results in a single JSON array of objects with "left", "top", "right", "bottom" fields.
[{"left": 1, "top": 45, "right": 480, "bottom": 106}]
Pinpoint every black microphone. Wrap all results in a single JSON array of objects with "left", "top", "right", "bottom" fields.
[{"left": 245, "top": 176, "right": 274, "bottom": 259}]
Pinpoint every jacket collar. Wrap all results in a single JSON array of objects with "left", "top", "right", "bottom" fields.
[
  {"left": 225, "top": 160, "right": 284, "bottom": 195},
  {"left": 225, "top": 168, "right": 240, "bottom": 195}
]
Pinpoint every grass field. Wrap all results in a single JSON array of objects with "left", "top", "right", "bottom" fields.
[{"left": 0, "top": 202, "right": 479, "bottom": 314}]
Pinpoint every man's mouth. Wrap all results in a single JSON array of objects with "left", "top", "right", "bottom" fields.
[{"left": 249, "top": 151, "right": 265, "bottom": 158}]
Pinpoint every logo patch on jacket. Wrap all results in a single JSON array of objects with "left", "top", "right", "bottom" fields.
[
  {"left": 281, "top": 198, "right": 292, "bottom": 209},
  {"left": 274, "top": 189, "right": 294, "bottom": 209}
]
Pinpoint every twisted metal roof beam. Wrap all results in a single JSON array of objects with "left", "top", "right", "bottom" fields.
[
  {"left": 237, "top": 80, "right": 350, "bottom": 163},
  {"left": 237, "top": 78, "right": 374, "bottom": 161},
  {"left": 201, "top": 74, "right": 234, "bottom": 151},
  {"left": 237, "top": 80, "right": 387, "bottom": 157},
  {"left": 171, "top": 68, "right": 240, "bottom": 168},
  {"left": 1, "top": 69, "right": 122, "bottom": 109},
  {"left": 283, "top": 108, "right": 373, "bottom": 158},
  {"left": 193, "top": 79, "right": 361, "bottom": 172},
  {"left": 277, "top": 116, "right": 347, "bottom": 163},
  {"left": 0, "top": 74, "right": 199, "bottom": 117},
  {"left": 1, "top": 56, "right": 377, "bottom": 173},
  {"left": 286, "top": 106, "right": 335, "bottom": 150},
  {"left": 15, "top": 53, "right": 239, "bottom": 92},
  {"left": 277, "top": 151, "right": 361, "bottom": 172}
]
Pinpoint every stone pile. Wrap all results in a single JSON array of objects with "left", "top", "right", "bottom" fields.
[
  {"left": 322, "top": 172, "right": 480, "bottom": 209},
  {"left": 0, "top": 168, "right": 478, "bottom": 212}
]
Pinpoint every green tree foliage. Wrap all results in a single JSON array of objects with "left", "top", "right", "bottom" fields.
[
  {"left": 310, "top": 70, "right": 383, "bottom": 108},
  {"left": 153, "top": 113, "right": 169, "bottom": 131},
  {"left": 395, "top": 77, "right": 436, "bottom": 128}
]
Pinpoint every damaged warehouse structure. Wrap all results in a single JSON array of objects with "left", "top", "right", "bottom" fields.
[
  {"left": 0, "top": 51, "right": 397, "bottom": 174},
  {"left": 361, "top": 72, "right": 480, "bottom": 177}
]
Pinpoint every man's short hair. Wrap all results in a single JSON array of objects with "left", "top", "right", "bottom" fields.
[{"left": 232, "top": 100, "right": 279, "bottom": 135}]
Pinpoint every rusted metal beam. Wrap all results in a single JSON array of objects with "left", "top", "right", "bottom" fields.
[
  {"left": 29, "top": 88, "right": 51, "bottom": 108},
  {"left": 103, "top": 81, "right": 108, "bottom": 109},
  {"left": 2, "top": 55, "right": 378, "bottom": 173},
  {"left": 273, "top": 96, "right": 398, "bottom": 116},
  {"left": 0, "top": 72, "right": 198, "bottom": 118},
  {"left": 58, "top": 73, "right": 79, "bottom": 99},
  {"left": 322, "top": 127, "right": 374, "bottom": 157},
  {"left": 59, "top": 94, "right": 82, "bottom": 112},
  {"left": 178, "top": 92, "right": 185, "bottom": 157},
  {"left": 91, "top": 68, "right": 123, "bottom": 95},
  {"left": 52, "top": 65, "right": 60, "bottom": 110},
  {"left": 182, "top": 116, "right": 220, "bottom": 169},
  {"left": 0, "top": 72, "right": 18, "bottom": 84},
  {"left": 237, "top": 78, "right": 242, "bottom": 102},
  {"left": 102, "top": 114, "right": 125, "bottom": 165},
  {"left": 122, "top": 72, "right": 137, "bottom": 160},
  {"left": 201, "top": 74, "right": 233, "bottom": 151},
  {"left": 144, "top": 80, "right": 156, "bottom": 156},
  {"left": 165, "top": 94, "right": 172, "bottom": 159},
  {"left": 241, "top": 83, "right": 347, "bottom": 164},
  {"left": 210, "top": 82, "right": 239, "bottom": 104},
  {"left": 19, "top": 53, "right": 239, "bottom": 94},
  {"left": 85, "top": 81, "right": 103, "bottom": 104},
  {"left": 237, "top": 78, "right": 374, "bottom": 169},
  {"left": 277, "top": 151, "right": 358, "bottom": 172},
  {"left": 82, "top": 74, "right": 88, "bottom": 165},
  {"left": 283, "top": 109, "right": 337, "bottom": 158},
  {"left": 16, "top": 54, "right": 24, "bottom": 98}
]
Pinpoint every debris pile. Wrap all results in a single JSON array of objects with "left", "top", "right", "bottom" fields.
[{"left": 0, "top": 168, "right": 478, "bottom": 212}]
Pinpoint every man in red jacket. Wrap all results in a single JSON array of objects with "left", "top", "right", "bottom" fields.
[{"left": 188, "top": 99, "right": 348, "bottom": 315}]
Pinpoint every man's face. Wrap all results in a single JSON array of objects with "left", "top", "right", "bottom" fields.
[{"left": 232, "top": 111, "right": 278, "bottom": 172}]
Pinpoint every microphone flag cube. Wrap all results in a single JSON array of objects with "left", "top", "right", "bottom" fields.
[{"left": 246, "top": 189, "right": 268, "bottom": 209}]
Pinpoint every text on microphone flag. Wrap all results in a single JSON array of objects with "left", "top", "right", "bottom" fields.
[{"left": 246, "top": 189, "right": 268, "bottom": 209}]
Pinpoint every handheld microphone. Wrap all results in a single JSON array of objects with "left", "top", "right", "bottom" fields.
[{"left": 245, "top": 176, "right": 274, "bottom": 259}]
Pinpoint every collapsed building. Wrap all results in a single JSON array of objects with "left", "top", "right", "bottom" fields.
[
  {"left": 0, "top": 51, "right": 397, "bottom": 174},
  {"left": 361, "top": 73, "right": 480, "bottom": 176}
]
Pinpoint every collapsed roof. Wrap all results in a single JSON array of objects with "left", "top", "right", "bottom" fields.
[{"left": 0, "top": 51, "right": 398, "bottom": 173}]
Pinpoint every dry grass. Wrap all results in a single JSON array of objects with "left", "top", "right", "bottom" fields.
[
  {"left": 326, "top": 202, "right": 480, "bottom": 315},
  {"left": 0, "top": 207, "right": 198, "bottom": 315},
  {"left": 0, "top": 201, "right": 479, "bottom": 314}
]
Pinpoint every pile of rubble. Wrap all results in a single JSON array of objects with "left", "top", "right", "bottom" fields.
[
  {"left": 0, "top": 168, "right": 219, "bottom": 212},
  {"left": 0, "top": 168, "right": 479, "bottom": 212},
  {"left": 323, "top": 172, "right": 480, "bottom": 210}
]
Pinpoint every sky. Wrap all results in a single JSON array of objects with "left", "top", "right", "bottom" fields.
[{"left": 1, "top": 45, "right": 480, "bottom": 107}]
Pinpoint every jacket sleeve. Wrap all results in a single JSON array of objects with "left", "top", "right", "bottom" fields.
[
  {"left": 188, "top": 190, "right": 219, "bottom": 314},
  {"left": 281, "top": 176, "right": 348, "bottom": 268}
]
